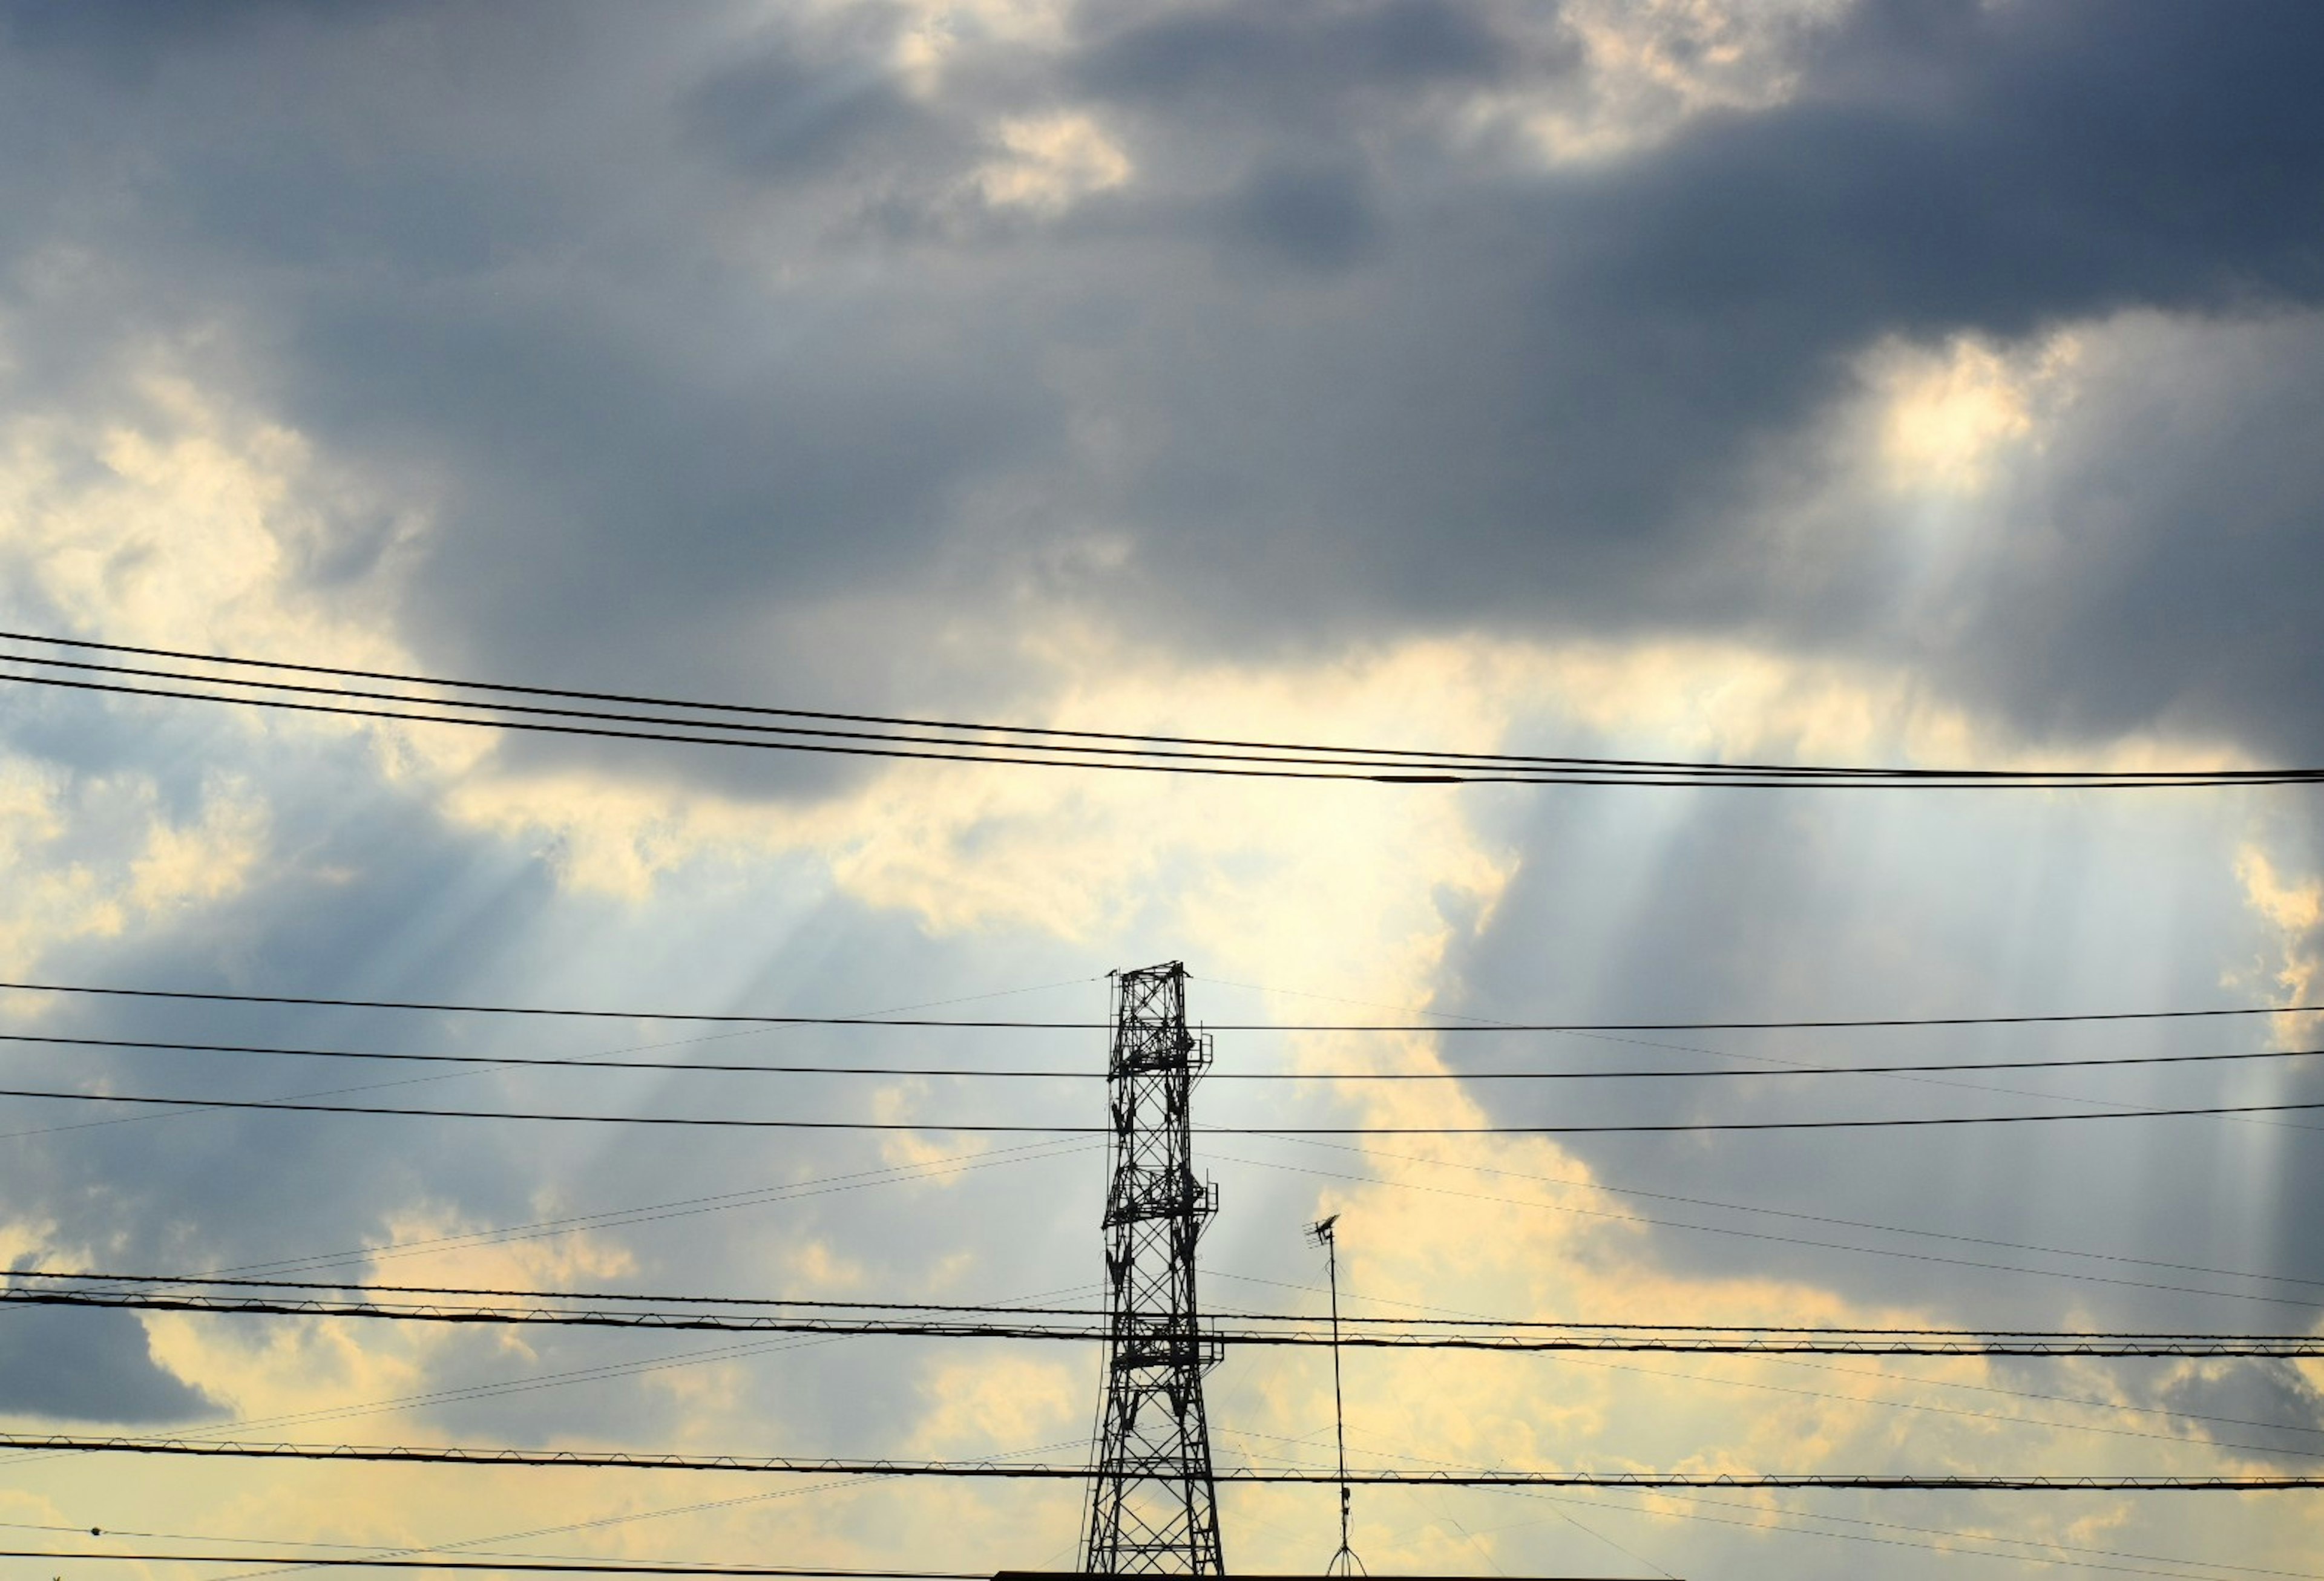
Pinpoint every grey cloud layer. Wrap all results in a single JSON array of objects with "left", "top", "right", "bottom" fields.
[
  {"left": 7, "top": 0, "right": 2324, "bottom": 760},
  {"left": 10, "top": 4, "right": 2324, "bottom": 1553}
]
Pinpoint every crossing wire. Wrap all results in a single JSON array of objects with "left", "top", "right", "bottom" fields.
[
  {"left": 44, "top": 1267, "right": 2324, "bottom": 1336},
  {"left": 8, "top": 976, "right": 2320, "bottom": 1030},
  {"left": 5, "top": 628, "right": 2314, "bottom": 788},
  {"left": 0, "top": 1520, "right": 982, "bottom": 1579},
  {"left": 10, "top": 1081, "right": 2324, "bottom": 1133},
  {"left": 5, "top": 1285, "right": 2319, "bottom": 1357},
  {"left": 17, "top": 1028, "right": 2324, "bottom": 1082},
  {"left": 5, "top": 1433, "right": 2321, "bottom": 1489}
]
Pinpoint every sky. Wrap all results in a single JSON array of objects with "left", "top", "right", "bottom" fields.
[{"left": 4, "top": 1, "right": 2324, "bottom": 1577}]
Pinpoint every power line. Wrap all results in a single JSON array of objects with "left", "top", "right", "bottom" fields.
[
  {"left": 8, "top": 1285, "right": 2315, "bottom": 1356},
  {"left": 12, "top": 1081, "right": 2324, "bottom": 1133},
  {"left": 0, "top": 664, "right": 1475, "bottom": 786},
  {"left": 10, "top": 655, "right": 2320, "bottom": 789},
  {"left": 201, "top": 1440, "right": 1101, "bottom": 1581},
  {"left": 136, "top": 1139, "right": 1094, "bottom": 1286},
  {"left": 0, "top": 1551, "right": 980, "bottom": 1577},
  {"left": 7, "top": 1268, "right": 1120, "bottom": 1315},
  {"left": 10, "top": 975, "right": 2320, "bottom": 1030},
  {"left": 0, "top": 1295, "right": 1098, "bottom": 1485},
  {"left": 1234, "top": 1127, "right": 2324, "bottom": 1297},
  {"left": 19, "top": 1027, "right": 2324, "bottom": 1082},
  {"left": 0, "top": 978, "right": 1100, "bottom": 1026},
  {"left": 1221, "top": 1144, "right": 2324, "bottom": 1313},
  {"left": 29, "top": 1266, "right": 2320, "bottom": 1345},
  {"left": 1213, "top": 1266, "right": 2324, "bottom": 1452},
  {"left": 52, "top": 1266, "right": 2317, "bottom": 1333},
  {"left": 4, "top": 1433, "right": 2319, "bottom": 1488},
  {"left": 0, "top": 1520, "right": 976, "bottom": 1578},
  {"left": 1252, "top": 1428, "right": 2324, "bottom": 1581},
  {"left": 0, "top": 629, "right": 2181, "bottom": 778},
  {"left": 5, "top": 629, "right": 2312, "bottom": 790}
]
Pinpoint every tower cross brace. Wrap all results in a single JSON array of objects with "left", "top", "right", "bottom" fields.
[{"left": 1079, "top": 962, "right": 1226, "bottom": 1577}]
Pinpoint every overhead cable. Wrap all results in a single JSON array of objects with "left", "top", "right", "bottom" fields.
[
  {"left": 0, "top": 1518, "right": 984, "bottom": 1579},
  {"left": 1224, "top": 1147, "right": 2324, "bottom": 1315},
  {"left": 14, "top": 1027, "right": 2324, "bottom": 1082},
  {"left": 6, "top": 1285, "right": 2318, "bottom": 1357},
  {"left": 9, "top": 975, "right": 2319, "bottom": 1030},
  {"left": 10, "top": 1081, "right": 2324, "bottom": 1133},
  {"left": 24, "top": 1268, "right": 2324, "bottom": 1344},
  {"left": 0, "top": 1554, "right": 976, "bottom": 1578},
  {"left": 6, "top": 1433, "right": 2320, "bottom": 1489},
  {"left": 0, "top": 630, "right": 2311, "bottom": 789}
]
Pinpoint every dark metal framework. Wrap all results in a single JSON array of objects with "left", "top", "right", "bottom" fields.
[{"left": 1081, "top": 963, "right": 1227, "bottom": 1577}]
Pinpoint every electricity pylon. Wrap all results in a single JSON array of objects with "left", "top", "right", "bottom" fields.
[{"left": 1080, "top": 963, "right": 1226, "bottom": 1576}]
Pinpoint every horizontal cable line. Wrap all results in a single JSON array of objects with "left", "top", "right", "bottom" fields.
[
  {"left": 0, "top": 978, "right": 1098, "bottom": 1026},
  {"left": 11, "top": 1083, "right": 2324, "bottom": 1133},
  {"left": 11, "top": 627, "right": 2309, "bottom": 785},
  {"left": 1229, "top": 1146, "right": 2324, "bottom": 1316},
  {"left": 0, "top": 1519, "right": 972, "bottom": 1579},
  {"left": 8, "top": 1269, "right": 1128, "bottom": 1316},
  {"left": 33, "top": 1269, "right": 2324, "bottom": 1343},
  {"left": 7, "top": 655, "right": 2316, "bottom": 790},
  {"left": 8, "top": 1287, "right": 2319, "bottom": 1357},
  {"left": 4, "top": 653, "right": 1580, "bottom": 780},
  {"left": 19, "top": 1028, "right": 2324, "bottom": 1082},
  {"left": 0, "top": 1553, "right": 974, "bottom": 1578},
  {"left": 1227, "top": 1428, "right": 2324, "bottom": 1581},
  {"left": 5, "top": 1433, "right": 2319, "bottom": 1490},
  {"left": 0, "top": 669, "right": 1486, "bottom": 785},
  {"left": 38, "top": 1268, "right": 2293, "bottom": 1335},
  {"left": 181, "top": 1140, "right": 1092, "bottom": 1285},
  {"left": 8, "top": 977, "right": 2322, "bottom": 1032}
]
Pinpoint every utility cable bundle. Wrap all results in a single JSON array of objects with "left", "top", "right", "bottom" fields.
[
  {"left": 12, "top": 1272, "right": 2320, "bottom": 1357},
  {"left": 1, "top": 629, "right": 2313, "bottom": 788},
  {"left": 5, "top": 1432, "right": 2320, "bottom": 1490}
]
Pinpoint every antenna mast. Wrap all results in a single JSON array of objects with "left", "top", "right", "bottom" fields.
[{"left": 1306, "top": 1214, "right": 1363, "bottom": 1577}]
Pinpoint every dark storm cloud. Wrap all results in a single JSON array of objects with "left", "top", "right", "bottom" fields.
[
  {"left": 1073, "top": 0, "right": 1517, "bottom": 122},
  {"left": 2150, "top": 1360, "right": 2324, "bottom": 1467},
  {"left": 1899, "top": 314, "right": 2324, "bottom": 759},
  {"left": 683, "top": 13, "right": 939, "bottom": 183},
  {"left": 1060, "top": 0, "right": 2324, "bottom": 653},
  {"left": 9, "top": 0, "right": 2324, "bottom": 764},
  {"left": 0, "top": 1301, "right": 217, "bottom": 1422},
  {"left": 1217, "top": 162, "right": 1379, "bottom": 270},
  {"left": 0, "top": 0, "right": 372, "bottom": 75}
]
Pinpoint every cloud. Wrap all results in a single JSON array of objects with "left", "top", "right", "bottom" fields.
[
  {"left": 974, "top": 110, "right": 1131, "bottom": 213},
  {"left": 0, "top": 1301, "right": 219, "bottom": 1422},
  {"left": 0, "top": 759, "right": 269, "bottom": 975},
  {"left": 7, "top": 5, "right": 2324, "bottom": 1575},
  {"left": 7, "top": 0, "right": 2323, "bottom": 773}
]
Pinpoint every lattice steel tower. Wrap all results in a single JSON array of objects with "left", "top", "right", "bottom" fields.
[{"left": 1080, "top": 962, "right": 1226, "bottom": 1577}]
